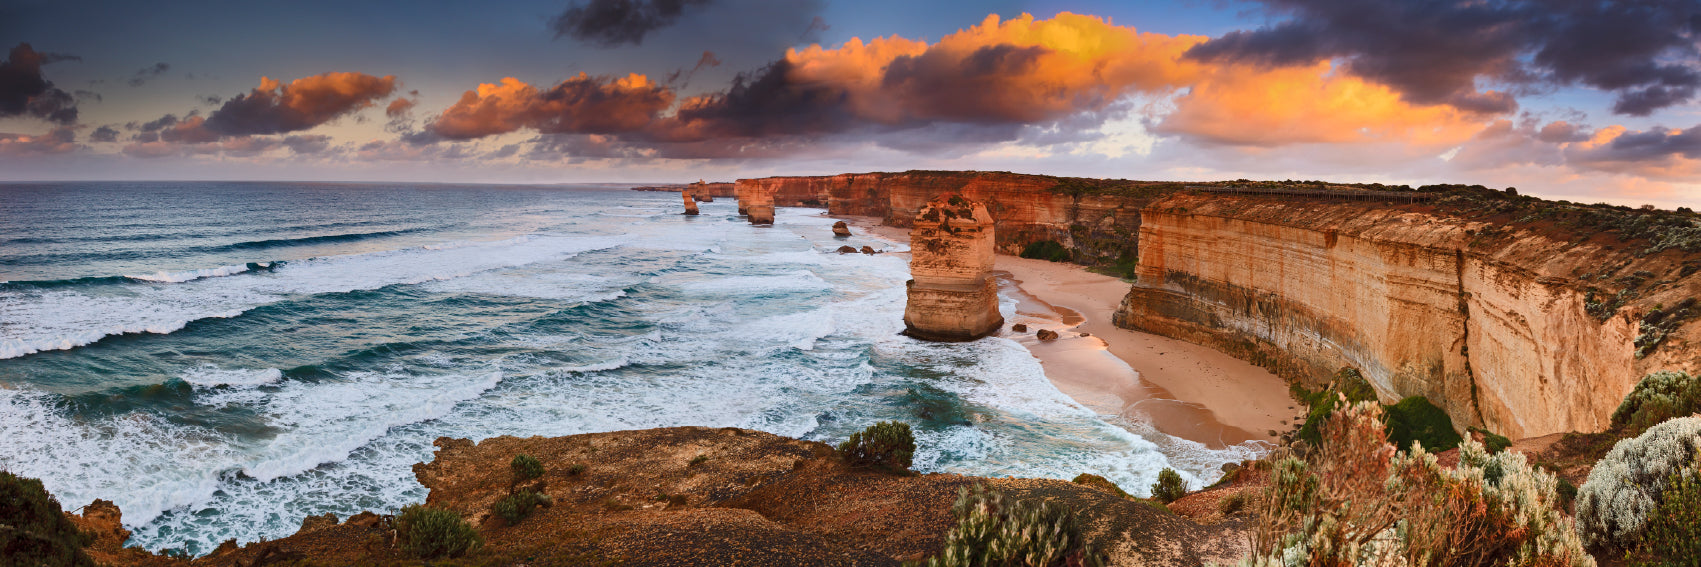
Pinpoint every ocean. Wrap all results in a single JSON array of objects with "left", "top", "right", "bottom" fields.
[{"left": 0, "top": 181, "right": 1261, "bottom": 555}]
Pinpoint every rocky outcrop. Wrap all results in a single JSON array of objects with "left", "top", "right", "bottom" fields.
[
  {"left": 833, "top": 220, "right": 852, "bottom": 237},
  {"left": 632, "top": 181, "right": 735, "bottom": 199},
  {"left": 1116, "top": 193, "right": 1698, "bottom": 438},
  {"left": 904, "top": 194, "right": 1004, "bottom": 342},
  {"left": 682, "top": 191, "right": 699, "bottom": 215},
  {"left": 734, "top": 172, "right": 1154, "bottom": 268},
  {"left": 66, "top": 428, "right": 1243, "bottom": 566}
]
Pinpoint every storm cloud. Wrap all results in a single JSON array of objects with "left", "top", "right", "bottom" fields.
[
  {"left": 1186, "top": 0, "right": 1701, "bottom": 116},
  {"left": 551, "top": 0, "right": 711, "bottom": 47},
  {"left": 0, "top": 43, "right": 80, "bottom": 124}
]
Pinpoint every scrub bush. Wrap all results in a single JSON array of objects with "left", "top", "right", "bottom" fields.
[
  {"left": 493, "top": 489, "right": 551, "bottom": 525},
  {"left": 911, "top": 484, "right": 1105, "bottom": 567},
  {"left": 510, "top": 454, "right": 544, "bottom": 483},
  {"left": 0, "top": 471, "right": 93, "bottom": 567},
  {"left": 1384, "top": 396, "right": 1463, "bottom": 453},
  {"left": 1241, "top": 401, "right": 1592, "bottom": 567},
  {"left": 1612, "top": 371, "right": 1701, "bottom": 436},
  {"left": 1150, "top": 468, "right": 1187, "bottom": 504},
  {"left": 1577, "top": 416, "right": 1701, "bottom": 550},
  {"left": 838, "top": 421, "right": 916, "bottom": 471},
  {"left": 1637, "top": 458, "right": 1701, "bottom": 565},
  {"left": 396, "top": 504, "right": 482, "bottom": 559}
]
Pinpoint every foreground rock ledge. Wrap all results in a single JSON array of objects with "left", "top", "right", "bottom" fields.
[{"left": 77, "top": 427, "right": 1247, "bottom": 566}]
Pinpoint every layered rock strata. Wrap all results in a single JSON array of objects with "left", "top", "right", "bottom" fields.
[
  {"left": 744, "top": 185, "right": 775, "bottom": 225},
  {"left": 904, "top": 194, "right": 1003, "bottom": 341},
  {"left": 833, "top": 220, "right": 851, "bottom": 237},
  {"left": 1115, "top": 193, "right": 1693, "bottom": 439},
  {"left": 682, "top": 191, "right": 699, "bottom": 215}
]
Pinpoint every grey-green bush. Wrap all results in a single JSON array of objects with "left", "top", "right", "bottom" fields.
[
  {"left": 838, "top": 421, "right": 916, "bottom": 471},
  {"left": 493, "top": 488, "right": 551, "bottom": 525},
  {"left": 1612, "top": 371, "right": 1701, "bottom": 435},
  {"left": 1577, "top": 416, "right": 1701, "bottom": 550},
  {"left": 911, "top": 484, "right": 1105, "bottom": 567},
  {"left": 396, "top": 504, "right": 482, "bottom": 559},
  {"left": 1150, "top": 468, "right": 1187, "bottom": 504}
]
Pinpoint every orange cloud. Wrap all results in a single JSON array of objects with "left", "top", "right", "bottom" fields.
[
  {"left": 427, "top": 74, "right": 674, "bottom": 139},
  {"left": 1156, "top": 61, "right": 1488, "bottom": 147},
  {"left": 204, "top": 72, "right": 397, "bottom": 136}
]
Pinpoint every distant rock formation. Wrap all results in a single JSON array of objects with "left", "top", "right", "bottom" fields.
[
  {"left": 833, "top": 221, "right": 851, "bottom": 237},
  {"left": 743, "top": 185, "right": 776, "bottom": 225},
  {"left": 683, "top": 192, "right": 699, "bottom": 215},
  {"left": 903, "top": 194, "right": 1003, "bottom": 342}
]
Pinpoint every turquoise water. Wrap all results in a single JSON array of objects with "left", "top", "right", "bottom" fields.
[{"left": 0, "top": 182, "right": 1259, "bottom": 555}]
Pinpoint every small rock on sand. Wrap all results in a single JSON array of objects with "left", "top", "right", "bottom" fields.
[
  {"left": 1035, "top": 329, "right": 1059, "bottom": 341},
  {"left": 1011, "top": 323, "right": 1028, "bottom": 332}
]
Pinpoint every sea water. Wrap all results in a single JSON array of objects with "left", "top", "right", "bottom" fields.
[{"left": 0, "top": 182, "right": 1263, "bottom": 555}]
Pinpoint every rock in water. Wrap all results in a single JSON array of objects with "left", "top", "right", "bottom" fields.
[
  {"left": 737, "top": 181, "right": 775, "bottom": 225},
  {"left": 683, "top": 192, "right": 699, "bottom": 215},
  {"left": 833, "top": 221, "right": 852, "bottom": 237},
  {"left": 836, "top": 245, "right": 858, "bottom": 254},
  {"left": 902, "top": 194, "right": 1003, "bottom": 341},
  {"left": 1036, "top": 329, "right": 1059, "bottom": 341},
  {"left": 860, "top": 246, "right": 877, "bottom": 255}
]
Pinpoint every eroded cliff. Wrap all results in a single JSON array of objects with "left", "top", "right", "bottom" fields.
[{"left": 735, "top": 171, "right": 1701, "bottom": 438}]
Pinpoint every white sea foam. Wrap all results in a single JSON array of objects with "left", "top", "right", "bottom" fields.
[
  {"left": 180, "top": 365, "right": 283, "bottom": 388},
  {"left": 126, "top": 264, "right": 252, "bottom": 283}
]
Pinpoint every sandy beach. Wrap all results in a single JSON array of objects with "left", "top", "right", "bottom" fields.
[{"left": 849, "top": 216, "right": 1295, "bottom": 450}]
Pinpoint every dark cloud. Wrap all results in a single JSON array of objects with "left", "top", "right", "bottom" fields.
[
  {"left": 880, "top": 44, "right": 1054, "bottom": 124},
  {"left": 661, "top": 59, "right": 853, "bottom": 141},
  {"left": 281, "top": 134, "right": 332, "bottom": 154},
  {"left": 89, "top": 125, "right": 119, "bottom": 143},
  {"left": 666, "top": 51, "right": 722, "bottom": 87},
  {"left": 551, "top": 0, "right": 711, "bottom": 47},
  {"left": 1187, "top": 0, "right": 1701, "bottom": 116},
  {"left": 134, "top": 114, "right": 179, "bottom": 132},
  {"left": 0, "top": 126, "right": 77, "bottom": 155},
  {"left": 203, "top": 72, "right": 397, "bottom": 136},
  {"left": 128, "top": 62, "right": 170, "bottom": 87},
  {"left": 0, "top": 43, "right": 79, "bottom": 124}
]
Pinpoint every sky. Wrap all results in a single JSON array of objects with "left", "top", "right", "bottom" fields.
[{"left": 5, "top": 0, "right": 1701, "bottom": 207}]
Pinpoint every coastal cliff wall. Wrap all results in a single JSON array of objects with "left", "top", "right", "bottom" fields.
[
  {"left": 1117, "top": 194, "right": 1697, "bottom": 438},
  {"left": 736, "top": 172, "right": 1701, "bottom": 438},
  {"left": 736, "top": 172, "right": 1153, "bottom": 267}
]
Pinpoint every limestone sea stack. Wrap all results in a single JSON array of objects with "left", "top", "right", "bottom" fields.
[
  {"left": 682, "top": 191, "right": 699, "bottom": 215},
  {"left": 745, "top": 186, "right": 776, "bottom": 225},
  {"left": 902, "top": 194, "right": 1003, "bottom": 341},
  {"left": 734, "top": 182, "right": 750, "bottom": 215},
  {"left": 832, "top": 221, "right": 851, "bottom": 237}
]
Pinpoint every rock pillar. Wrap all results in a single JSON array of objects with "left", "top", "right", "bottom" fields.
[
  {"left": 746, "top": 186, "right": 775, "bottom": 225},
  {"left": 903, "top": 194, "right": 1002, "bottom": 341},
  {"left": 682, "top": 191, "right": 699, "bottom": 215},
  {"left": 734, "top": 182, "right": 750, "bottom": 215}
]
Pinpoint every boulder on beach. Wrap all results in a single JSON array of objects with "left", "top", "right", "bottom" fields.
[
  {"left": 860, "top": 246, "right": 877, "bottom": 255},
  {"left": 1036, "top": 329, "right": 1059, "bottom": 341},
  {"left": 832, "top": 221, "right": 852, "bottom": 237},
  {"left": 836, "top": 245, "right": 858, "bottom": 254},
  {"left": 1012, "top": 323, "right": 1028, "bottom": 332}
]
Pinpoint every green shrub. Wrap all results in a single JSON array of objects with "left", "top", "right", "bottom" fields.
[
  {"left": 1471, "top": 426, "right": 1513, "bottom": 454},
  {"left": 1150, "top": 468, "right": 1187, "bottom": 504},
  {"left": 1578, "top": 416, "right": 1701, "bottom": 551},
  {"left": 688, "top": 454, "right": 707, "bottom": 467},
  {"left": 1637, "top": 458, "right": 1701, "bottom": 565},
  {"left": 396, "top": 504, "right": 482, "bottom": 559},
  {"left": 510, "top": 454, "right": 544, "bottom": 483},
  {"left": 567, "top": 464, "right": 586, "bottom": 475},
  {"left": 911, "top": 484, "right": 1105, "bottom": 567},
  {"left": 1218, "top": 491, "right": 1250, "bottom": 515},
  {"left": 1019, "top": 240, "right": 1072, "bottom": 262},
  {"left": 1613, "top": 371, "right": 1701, "bottom": 435},
  {"left": 0, "top": 471, "right": 93, "bottom": 567},
  {"left": 1071, "top": 473, "right": 1132, "bottom": 499},
  {"left": 1296, "top": 368, "right": 1380, "bottom": 445},
  {"left": 838, "top": 421, "right": 916, "bottom": 471},
  {"left": 493, "top": 489, "right": 551, "bottom": 525},
  {"left": 1383, "top": 396, "right": 1463, "bottom": 453}
]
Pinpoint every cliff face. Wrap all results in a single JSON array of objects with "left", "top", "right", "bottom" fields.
[
  {"left": 736, "top": 172, "right": 1151, "bottom": 267},
  {"left": 1117, "top": 194, "right": 1694, "bottom": 438}
]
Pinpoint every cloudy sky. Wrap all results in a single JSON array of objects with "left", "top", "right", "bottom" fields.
[{"left": 5, "top": 0, "right": 1701, "bottom": 207}]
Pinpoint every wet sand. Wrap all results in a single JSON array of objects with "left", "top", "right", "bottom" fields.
[{"left": 845, "top": 216, "right": 1295, "bottom": 450}]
